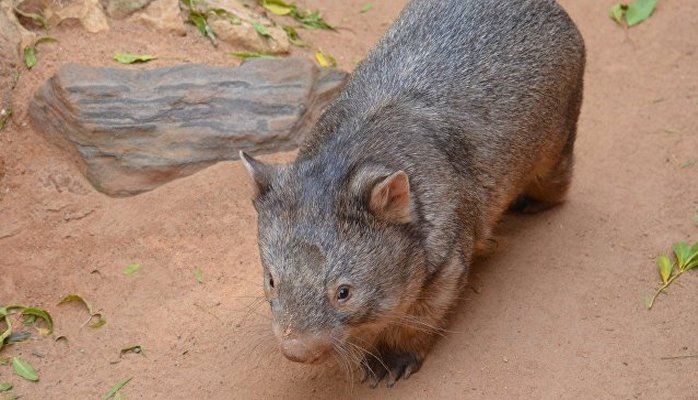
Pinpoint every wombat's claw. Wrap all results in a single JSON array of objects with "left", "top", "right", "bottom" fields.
[{"left": 360, "top": 352, "right": 422, "bottom": 388}]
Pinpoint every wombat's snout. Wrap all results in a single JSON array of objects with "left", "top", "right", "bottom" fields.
[{"left": 274, "top": 324, "right": 332, "bottom": 364}]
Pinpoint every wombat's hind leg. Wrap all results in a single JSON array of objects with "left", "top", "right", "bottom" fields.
[{"left": 510, "top": 151, "right": 574, "bottom": 214}]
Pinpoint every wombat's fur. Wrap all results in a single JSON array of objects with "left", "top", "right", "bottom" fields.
[{"left": 241, "top": 0, "right": 585, "bottom": 387}]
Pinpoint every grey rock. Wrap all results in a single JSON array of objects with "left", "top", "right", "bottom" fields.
[{"left": 29, "top": 58, "right": 348, "bottom": 196}]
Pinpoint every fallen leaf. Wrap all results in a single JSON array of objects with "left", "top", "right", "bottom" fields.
[
  {"left": 230, "top": 52, "right": 274, "bottom": 59},
  {"left": 21, "top": 307, "right": 53, "bottom": 336},
  {"left": 120, "top": 345, "right": 144, "bottom": 357},
  {"left": 609, "top": 4, "right": 626, "bottom": 24},
  {"left": 58, "top": 294, "right": 95, "bottom": 314},
  {"left": 672, "top": 242, "right": 691, "bottom": 270},
  {"left": 314, "top": 50, "right": 337, "bottom": 68},
  {"left": 113, "top": 53, "right": 157, "bottom": 64},
  {"left": 625, "top": 0, "right": 657, "bottom": 27},
  {"left": 58, "top": 294, "right": 106, "bottom": 328},
  {"left": 209, "top": 8, "right": 241, "bottom": 24},
  {"left": 293, "top": 9, "right": 334, "bottom": 30},
  {"left": 656, "top": 255, "right": 673, "bottom": 284},
  {"left": 104, "top": 377, "right": 132, "bottom": 399},
  {"left": 282, "top": 25, "right": 304, "bottom": 46},
  {"left": 13, "top": 7, "right": 47, "bottom": 28},
  {"left": 123, "top": 263, "right": 141, "bottom": 276},
  {"left": 12, "top": 357, "right": 38, "bottom": 382},
  {"left": 90, "top": 313, "right": 107, "bottom": 329},
  {"left": 188, "top": 11, "right": 217, "bottom": 45},
  {"left": 194, "top": 268, "right": 204, "bottom": 284},
  {"left": 360, "top": 3, "right": 373, "bottom": 13},
  {"left": 260, "top": 0, "right": 295, "bottom": 16},
  {"left": 0, "top": 382, "right": 12, "bottom": 392},
  {"left": 251, "top": 21, "right": 271, "bottom": 38},
  {"left": 23, "top": 46, "right": 37, "bottom": 69}
]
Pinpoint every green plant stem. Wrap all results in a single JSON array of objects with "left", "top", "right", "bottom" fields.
[{"left": 648, "top": 270, "right": 686, "bottom": 309}]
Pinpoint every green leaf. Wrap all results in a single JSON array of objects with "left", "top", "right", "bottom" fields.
[
  {"left": 22, "top": 37, "right": 57, "bottom": 69},
  {"left": 656, "top": 255, "right": 673, "bottom": 284},
  {"left": 292, "top": 9, "right": 334, "bottom": 30},
  {"left": 23, "top": 46, "right": 36, "bottom": 69},
  {"left": 282, "top": 25, "right": 304, "bottom": 47},
  {"left": 0, "top": 309, "right": 13, "bottom": 352},
  {"left": 188, "top": 12, "right": 217, "bottom": 45},
  {"left": 209, "top": 8, "right": 241, "bottom": 24},
  {"left": 120, "top": 345, "right": 144, "bottom": 357},
  {"left": 13, "top": 7, "right": 47, "bottom": 28},
  {"left": 360, "top": 3, "right": 373, "bottom": 13},
  {"left": 35, "top": 36, "right": 58, "bottom": 45},
  {"left": 684, "top": 242, "right": 698, "bottom": 270},
  {"left": 104, "top": 377, "right": 132, "bottom": 399},
  {"left": 21, "top": 307, "right": 53, "bottom": 336},
  {"left": 0, "top": 382, "right": 12, "bottom": 392},
  {"left": 251, "top": 21, "right": 271, "bottom": 38},
  {"left": 314, "top": 50, "right": 337, "bottom": 68},
  {"left": 58, "top": 294, "right": 95, "bottom": 315},
  {"left": 89, "top": 313, "right": 107, "bottom": 329},
  {"left": 123, "top": 263, "right": 141, "bottom": 276},
  {"left": 625, "top": 0, "right": 657, "bottom": 27},
  {"left": 58, "top": 294, "right": 106, "bottom": 328},
  {"left": 643, "top": 295, "right": 653, "bottom": 309},
  {"left": 113, "top": 53, "right": 157, "bottom": 64},
  {"left": 230, "top": 51, "right": 274, "bottom": 59},
  {"left": 194, "top": 268, "right": 204, "bottom": 284},
  {"left": 261, "top": 0, "right": 295, "bottom": 16},
  {"left": 672, "top": 242, "right": 691, "bottom": 270},
  {"left": 12, "top": 357, "right": 38, "bottom": 382},
  {"left": 0, "top": 108, "right": 12, "bottom": 131},
  {"left": 609, "top": 4, "right": 626, "bottom": 24}
]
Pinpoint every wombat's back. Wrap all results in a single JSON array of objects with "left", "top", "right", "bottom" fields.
[
  {"left": 304, "top": 0, "right": 585, "bottom": 155},
  {"left": 299, "top": 0, "right": 585, "bottom": 265}
]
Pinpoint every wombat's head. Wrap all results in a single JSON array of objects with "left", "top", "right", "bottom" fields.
[{"left": 240, "top": 151, "right": 427, "bottom": 364}]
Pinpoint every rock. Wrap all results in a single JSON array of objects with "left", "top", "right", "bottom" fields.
[
  {"left": 178, "top": 0, "right": 290, "bottom": 53},
  {"left": 0, "top": 2, "right": 26, "bottom": 131},
  {"left": 135, "top": 0, "right": 186, "bottom": 36},
  {"left": 45, "top": 0, "right": 110, "bottom": 33},
  {"left": 209, "top": 19, "right": 290, "bottom": 54},
  {"left": 102, "top": 0, "right": 154, "bottom": 19},
  {"left": 14, "top": 0, "right": 109, "bottom": 33},
  {"left": 29, "top": 58, "right": 348, "bottom": 197}
]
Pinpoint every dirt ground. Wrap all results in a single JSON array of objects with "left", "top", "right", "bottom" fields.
[{"left": 1, "top": 0, "right": 697, "bottom": 399}]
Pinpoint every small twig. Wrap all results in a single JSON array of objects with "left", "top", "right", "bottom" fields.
[
  {"left": 660, "top": 355, "right": 698, "bottom": 360},
  {"left": 647, "top": 270, "right": 685, "bottom": 309}
]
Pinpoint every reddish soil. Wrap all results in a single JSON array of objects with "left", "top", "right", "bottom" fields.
[{"left": 1, "top": 1, "right": 697, "bottom": 399}]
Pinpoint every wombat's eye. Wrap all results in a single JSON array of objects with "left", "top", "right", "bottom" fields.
[
  {"left": 268, "top": 277, "right": 275, "bottom": 288},
  {"left": 336, "top": 285, "right": 351, "bottom": 302}
]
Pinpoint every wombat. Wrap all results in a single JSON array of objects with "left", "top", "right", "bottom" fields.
[{"left": 240, "top": 0, "right": 585, "bottom": 387}]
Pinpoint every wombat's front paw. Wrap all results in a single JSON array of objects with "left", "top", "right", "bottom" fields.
[{"left": 360, "top": 351, "right": 423, "bottom": 388}]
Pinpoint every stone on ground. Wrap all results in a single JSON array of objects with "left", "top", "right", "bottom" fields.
[{"left": 29, "top": 58, "right": 348, "bottom": 196}]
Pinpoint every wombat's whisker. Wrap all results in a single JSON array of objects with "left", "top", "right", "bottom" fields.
[{"left": 331, "top": 339, "right": 356, "bottom": 385}]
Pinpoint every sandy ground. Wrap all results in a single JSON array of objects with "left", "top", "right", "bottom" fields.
[{"left": 1, "top": 0, "right": 697, "bottom": 399}]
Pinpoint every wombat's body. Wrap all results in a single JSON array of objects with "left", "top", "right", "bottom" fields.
[{"left": 241, "top": 0, "right": 585, "bottom": 387}]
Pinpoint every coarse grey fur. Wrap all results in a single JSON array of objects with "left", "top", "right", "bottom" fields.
[{"left": 241, "top": 0, "right": 585, "bottom": 387}]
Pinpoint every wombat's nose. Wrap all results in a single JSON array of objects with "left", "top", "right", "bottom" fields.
[{"left": 279, "top": 336, "right": 331, "bottom": 364}]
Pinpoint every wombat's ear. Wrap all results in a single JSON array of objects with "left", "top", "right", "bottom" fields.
[
  {"left": 368, "top": 171, "right": 412, "bottom": 224},
  {"left": 239, "top": 151, "right": 276, "bottom": 198}
]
